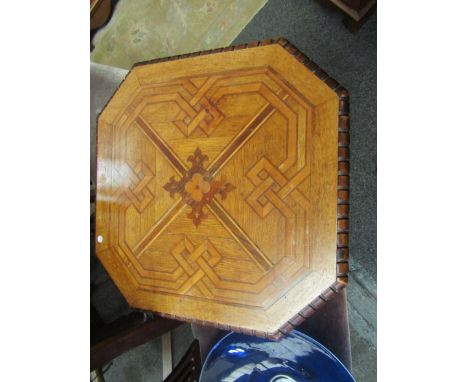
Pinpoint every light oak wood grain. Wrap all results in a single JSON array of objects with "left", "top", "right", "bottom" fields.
[{"left": 96, "top": 41, "right": 344, "bottom": 336}]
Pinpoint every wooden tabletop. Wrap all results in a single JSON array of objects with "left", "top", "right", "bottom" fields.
[{"left": 95, "top": 38, "right": 350, "bottom": 339}]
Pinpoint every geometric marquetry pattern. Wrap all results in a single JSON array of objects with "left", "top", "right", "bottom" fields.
[
  {"left": 112, "top": 161, "right": 155, "bottom": 213},
  {"left": 246, "top": 157, "right": 310, "bottom": 217},
  {"left": 96, "top": 38, "right": 350, "bottom": 340},
  {"left": 173, "top": 86, "right": 224, "bottom": 137},
  {"left": 170, "top": 237, "right": 222, "bottom": 297},
  {"left": 104, "top": 63, "right": 321, "bottom": 309}
]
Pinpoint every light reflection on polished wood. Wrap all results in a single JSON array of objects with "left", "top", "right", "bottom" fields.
[{"left": 96, "top": 43, "right": 340, "bottom": 335}]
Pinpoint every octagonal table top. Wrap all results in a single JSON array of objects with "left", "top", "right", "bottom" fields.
[{"left": 95, "top": 38, "right": 350, "bottom": 339}]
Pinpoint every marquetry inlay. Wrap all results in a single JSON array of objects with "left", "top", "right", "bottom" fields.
[
  {"left": 95, "top": 39, "right": 349, "bottom": 338},
  {"left": 163, "top": 148, "right": 236, "bottom": 227}
]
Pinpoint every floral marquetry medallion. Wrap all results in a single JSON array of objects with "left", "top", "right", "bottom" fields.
[
  {"left": 163, "top": 148, "right": 235, "bottom": 226},
  {"left": 95, "top": 39, "right": 350, "bottom": 339}
]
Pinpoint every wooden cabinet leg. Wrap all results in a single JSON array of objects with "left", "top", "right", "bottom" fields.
[
  {"left": 342, "top": 4, "right": 376, "bottom": 33},
  {"left": 343, "top": 15, "right": 364, "bottom": 32}
]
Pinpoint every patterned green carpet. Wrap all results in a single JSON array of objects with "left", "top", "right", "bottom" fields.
[{"left": 91, "top": 0, "right": 268, "bottom": 69}]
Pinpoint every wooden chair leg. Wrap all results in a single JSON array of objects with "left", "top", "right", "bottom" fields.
[
  {"left": 164, "top": 340, "right": 201, "bottom": 382},
  {"left": 90, "top": 367, "right": 106, "bottom": 382}
]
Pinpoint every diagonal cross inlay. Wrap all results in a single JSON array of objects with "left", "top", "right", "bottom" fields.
[
  {"left": 96, "top": 40, "right": 348, "bottom": 339},
  {"left": 132, "top": 97, "right": 280, "bottom": 269},
  {"left": 134, "top": 92, "right": 284, "bottom": 229},
  {"left": 131, "top": 101, "right": 277, "bottom": 264}
]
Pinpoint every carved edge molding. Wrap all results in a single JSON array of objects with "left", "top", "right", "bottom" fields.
[
  {"left": 97, "top": 37, "right": 350, "bottom": 340},
  {"left": 272, "top": 38, "right": 350, "bottom": 341}
]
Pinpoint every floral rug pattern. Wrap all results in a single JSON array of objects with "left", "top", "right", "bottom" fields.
[{"left": 91, "top": 0, "right": 268, "bottom": 69}]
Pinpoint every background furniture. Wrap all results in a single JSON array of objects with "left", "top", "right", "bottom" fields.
[
  {"left": 321, "top": 0, "right": 376, "bottom": 31},
  {"left": 90, "top": 309, "right": 201, "bottom": 381},
  {"left": 91, "top": 311, "right": 181, "bottom": 371},
  {"left": 90, "top": 0, "right": 112, "bottom": 31}
]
